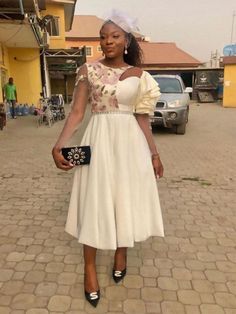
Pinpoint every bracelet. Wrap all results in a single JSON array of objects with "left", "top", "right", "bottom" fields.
[{"left": 152, "top": 153, "right": 160, "bottom": 160}]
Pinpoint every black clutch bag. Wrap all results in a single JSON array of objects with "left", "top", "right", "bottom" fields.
[{"left": 61, "top": 146, "right": 91, "bottom": 166}]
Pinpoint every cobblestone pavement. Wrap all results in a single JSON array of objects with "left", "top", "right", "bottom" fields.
[{"left": 0, "top": 102, "right": 236, "bottom": 314}]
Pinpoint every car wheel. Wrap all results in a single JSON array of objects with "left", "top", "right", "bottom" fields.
[{"left": 175, "top": 121, "right": 186, "bottom": 134}]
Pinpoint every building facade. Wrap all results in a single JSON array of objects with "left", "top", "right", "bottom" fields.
[
  {"left": 0, "top": 0, "right": 84, "bottom": 106},
  {"left": 222, "top": 56, "right": 236, "bottom": 107},
  {"left": 0, "top": 0, "right": 43, "bottom": 105}
]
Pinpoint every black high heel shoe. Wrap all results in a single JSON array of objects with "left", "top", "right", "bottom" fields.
[
  {"left": 84, "top": 273, "right": 100, "bottom": 307},
  {"left": 112, "top": 268, "right": 127, "bottom": 283},
  {"left": 84, "top": 289, "right": 100, "bottom": 307}
]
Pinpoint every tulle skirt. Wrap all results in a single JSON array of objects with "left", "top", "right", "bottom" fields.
[{"left": 65, "top": 112, "right": 164, "bottom": 250}]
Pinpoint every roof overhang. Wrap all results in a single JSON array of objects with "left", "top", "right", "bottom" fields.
[
  {"left": 143, "top": 63, "right": 202, "bottom": 70},
  {"left": 66, "top": 37, "right": 100, "bottom": 41},
  {"left": 144, "top": 66, "right": 223, "bottom": 72},
  {"left": 64, "top": 0, "right": 76, "bottom": 31},
  {"left": 222, "top": 56, "right": 236, "bottom": 65},
  {"left": 0, "top": 19, "right": 41, "bottom": 48},
  {"left": 45, "top": 47, "right": 86, "bottom": 78},
  {"left": 0, "top": 0, "right": 39, "bottom": 20},
  {"left": 46, "top": 0, "right": 77, "bottom": 31}
]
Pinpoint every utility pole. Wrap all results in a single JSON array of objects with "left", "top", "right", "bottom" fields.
[{"left": 230, "top": 11, "right": 236, "bottom": 44}]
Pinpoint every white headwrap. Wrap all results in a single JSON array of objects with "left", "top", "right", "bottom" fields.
[{"left": 102, "top": 9, "right": 139, "bottom": 33}]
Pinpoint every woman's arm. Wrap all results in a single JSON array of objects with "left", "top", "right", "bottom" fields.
[
  {"left": 135, "top": 113, "right": 164, "bottom": 178},
  {"left": 52, "top": 65, "right": 89, "bottom": 171}
]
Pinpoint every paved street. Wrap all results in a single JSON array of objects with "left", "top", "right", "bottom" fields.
[{"left": 0, "top": 102, "right": 236, "bottom": 314}]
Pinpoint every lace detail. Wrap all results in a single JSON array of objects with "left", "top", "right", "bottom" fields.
[
  {"left": 75, "top": 74, "right": 88, "bottom": 86},
  {"left": 86, "top": 62, "right": 130, "bottom": 113},
  {"left": 84, "top": 62, "right": 160, "bottom": 115}
]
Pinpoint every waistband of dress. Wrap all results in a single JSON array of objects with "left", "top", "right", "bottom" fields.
[{"left": 92, "top": 111, "right": 133, "bottom": 115}]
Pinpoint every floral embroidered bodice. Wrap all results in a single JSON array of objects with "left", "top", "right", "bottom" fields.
[
  {"left": 55, "top": 62, "right": 160, "bottom": 149},
  {"left": 86, "top": 62, "right": 139, "bottom": 113}
]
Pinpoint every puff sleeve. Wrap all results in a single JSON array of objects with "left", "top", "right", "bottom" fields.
[{"left": 134, "top": 71, "right": 161, "bottom": 116}]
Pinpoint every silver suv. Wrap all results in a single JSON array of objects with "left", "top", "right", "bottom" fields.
[{"left": 151, "top": 75, "right": 192, "bottom": 134}]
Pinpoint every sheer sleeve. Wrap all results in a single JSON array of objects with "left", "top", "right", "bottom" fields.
[
  {"left": 134, "top": 71, "right": 161, "bottom": 116},
  {"left": 53, "top": 64, "right": 90, "bottom": 149}
]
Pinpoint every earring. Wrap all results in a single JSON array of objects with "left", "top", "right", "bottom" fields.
[{"left": 124, "top": 48, "right": 128, "bottom": 55}]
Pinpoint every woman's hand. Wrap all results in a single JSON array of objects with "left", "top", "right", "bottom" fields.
[
  {"left": 152, "top": 155, "right": 164, "bottom": 179},
  {"left": 52, "top": 147, "right": 74, "bottom": 171}
]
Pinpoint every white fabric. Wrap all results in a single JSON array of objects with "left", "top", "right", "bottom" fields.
[
  {"left": 134, "top": 72, "right": 161, "bottom": 115},
  {"left": 65, "top": 69, "right": 164, "bottom": 250},
  {"left": 103, "top": 9, "right": 139, "bottom": 33}
]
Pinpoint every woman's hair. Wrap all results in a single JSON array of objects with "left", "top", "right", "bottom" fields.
[
  {"left": 100, "top": 21, "right": 143, "bottom": 67},
  {"left": 124, "top": 33, "right": 143, "bottom": 67}
]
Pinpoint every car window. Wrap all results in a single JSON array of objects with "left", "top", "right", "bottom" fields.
[{"left": 154, "top": 77, "right": 183, "bottom": 93}]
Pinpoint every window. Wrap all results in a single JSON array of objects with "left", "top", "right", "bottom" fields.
[
  {"left": 86, "top": 47, "right": 93, "bottom": 56},
  {"left": 155, "top": 77, "right": 183, "bottom": 94},
  {"left": 46, "top": 16, "right": 59, "bottom": 36},
  {"left": 97, "top": 46, "right": 102, "bottom": 52}
]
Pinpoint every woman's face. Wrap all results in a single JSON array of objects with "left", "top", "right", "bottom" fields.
[{"left": 100, "top": 22, "right": 127, "bottom": 59}]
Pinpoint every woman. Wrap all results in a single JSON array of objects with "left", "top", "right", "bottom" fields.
[{"left": 52, "top": 10, "right": 164, "bottom": 308}]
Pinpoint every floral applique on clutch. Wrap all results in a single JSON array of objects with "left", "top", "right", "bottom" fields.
[{"left": 61, "top": 146, "right": 91, "bottom": 165}]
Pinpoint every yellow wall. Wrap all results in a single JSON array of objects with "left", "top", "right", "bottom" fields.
[
  {"left": 66, "top": 40, "right": 102, "bottom": 62},
  {"left": 7, "top": 48, "right": 42, "bottom": 105},
  {"left": 42, "top": 3, "right": 66, "bottom": 49},
  {"left": 0, "top": 44, "right": 10, "bottom": 102},
  {"left": 0, "top": 44, "right": 10, "bottom": 70},
  {"left": 223, "top": 64, "right": 236, "bottom": 108},
  {"left": 0, "top": 2, "right": 72, "bottom": 105}
]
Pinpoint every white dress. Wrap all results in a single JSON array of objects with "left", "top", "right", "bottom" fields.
[{"left": 65, "top": 61, "right": 164, "bottom": 250}]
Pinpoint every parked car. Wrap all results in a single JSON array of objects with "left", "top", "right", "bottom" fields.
[{"left": 151, "top": 75, "right": 193, "bottom": 134}]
